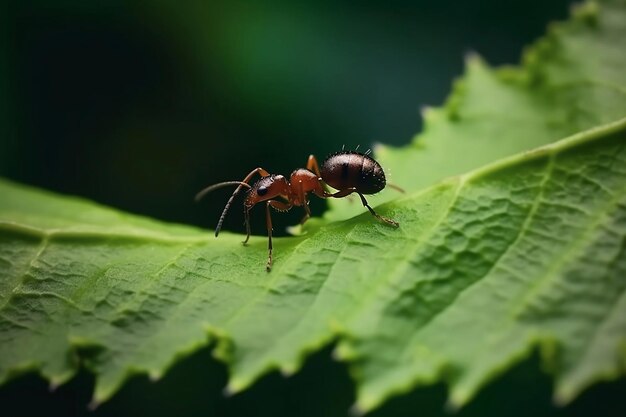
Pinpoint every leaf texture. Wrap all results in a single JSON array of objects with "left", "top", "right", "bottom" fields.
[{"left": 1, "top": 118, "right": 625, "bottom": 412}]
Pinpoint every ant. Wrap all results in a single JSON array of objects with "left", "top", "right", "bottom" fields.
[{"left": 196, "top": 151, "right": 403, "bottom": 271}]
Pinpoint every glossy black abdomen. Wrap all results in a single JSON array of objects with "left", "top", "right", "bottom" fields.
[{"left": 320, "top": 151, "right": 386, "bottom": 194}]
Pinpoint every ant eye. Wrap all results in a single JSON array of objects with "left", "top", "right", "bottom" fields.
[{"left": 257, "top": 186, "right": 268, "bottom": 196}]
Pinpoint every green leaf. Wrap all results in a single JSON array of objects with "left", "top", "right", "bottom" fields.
[
  {"left": 2, "top": 117, "right": 626, "bottom": 412},
  {"left": 2, "top": 1, "right": 626, "bottom": 414},
  {"left": 326, "top": 0, "right": 626, "bottom": 221}
]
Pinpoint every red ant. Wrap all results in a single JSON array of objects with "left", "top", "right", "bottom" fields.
[{"left": 196, "top": 151, "right": 403, "bottom": 271}]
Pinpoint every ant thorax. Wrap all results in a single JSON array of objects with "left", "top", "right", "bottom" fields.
[{"left": 289, "top": 169, "right": 325, "bottom": 206}]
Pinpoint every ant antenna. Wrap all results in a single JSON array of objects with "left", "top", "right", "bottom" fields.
[
  {"left": 387, "top": 183, "right": 405, "bottom": 193},
  {"left": 195, "top": 181, "right": 252, "bottom": 237},
  {"left": 194, "top": 181, "right": 251, "bottom": 202}
]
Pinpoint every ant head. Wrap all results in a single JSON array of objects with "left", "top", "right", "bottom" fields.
[{"left": 245, "top": 175, "right": 290, "bottom": 208}]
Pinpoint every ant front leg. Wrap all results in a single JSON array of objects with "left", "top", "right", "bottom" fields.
[
  {"left": 213, "top": 167, "right": 272, "bottom": 237},
  {"left": 243, "top": 207, "right": 251, "bottom": 245},
  {"left": 265, "top": 200, "right": 293, "bottom": 271}
]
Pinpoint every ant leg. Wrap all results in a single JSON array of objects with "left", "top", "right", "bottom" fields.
[
  {"left": 306, "top": 155, "right": 322, "bottom": 177},
  {"left": 243, "top": 207, "right": 251, "bottom": 245},
  {"left": 307, "top": 155, "right": 334, "bottom": 197},
  {"left": 265, "top": 200, "right": 292, "bottom": 271},
  {"left": 212, "top": 167, "right": 271, "bottom": 237},
  {"left": 324, "top": 188, "right": 356, "bottom": 199},
  {"left": 300, "top": 204, "right": 311, "bottom": 224},
  {"left": 357, "top": 193, "right": 399, "bottom": 227},
  {"left": 326, "top": 188, "right": 398, "bottom": 227},
  {"left": 265, "top": 202, "right": 273, "bottom": 271},
  {"left": 387, "top": 183, "right": 405, "bottom": 193},
  {"left": 296, "top": 180, "right": 312, "bottom": 224}
]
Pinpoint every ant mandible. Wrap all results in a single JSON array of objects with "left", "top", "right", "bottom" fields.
[{"left": 196, "top": 151, "right": 403, "bottom": 271}]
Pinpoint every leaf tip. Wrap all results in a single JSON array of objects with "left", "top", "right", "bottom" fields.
[
  {"left": 222, "top": 385, "right": 236, "bottom": 397},
  {"left": 447, "top": 389, "right": 470, "bottom": 412},
  {"left": 332, "top": 340, "right": 355, "bottom": 361},
  {"left": 463, "top": 50, "right": 482, "bottom": 65},
  {"left": 552, "top": 387, "right": 575, "bottom": 408},
  {"left": 87, "top": 398, "right": 102, "bottom": 411},
  {"left": 223, "top": 379, "right": 246, "bottom": 397},
  {"left": 348, "top": 402, "right": 366, "bottom": 417},
  {"left": 570, "top": 0, "right": 599, "bottom": 26},
  {"left": 445, "top": 52, "right": 490, "bottom": 120},
  {"left": 280, "top": 364, "right": 297, "bottom": 378},
  {"left": 351, "top": 393, "right": 387, "bottom": 416},
  {"left": 420, "top": 105, "right": 435, "bottom": 119}
]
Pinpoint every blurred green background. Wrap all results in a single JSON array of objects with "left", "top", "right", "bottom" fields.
[
  {"left": 2, "top": 0, "right": 572, "bottom": 235},
  {"left": 6, "top": 1, "right": 624, "bottom": 417}
]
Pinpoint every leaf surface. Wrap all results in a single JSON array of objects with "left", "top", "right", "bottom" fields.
[{"left": 2, "top": 118, "right": 626, "bottom": 411}]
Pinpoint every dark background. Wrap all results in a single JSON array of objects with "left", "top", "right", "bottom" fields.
[
  {"left": 3, "top": 0, "right": 574, "bottom": 234},
  {"left": 4, "top": 0, "right": 625, "bottom": 416}
]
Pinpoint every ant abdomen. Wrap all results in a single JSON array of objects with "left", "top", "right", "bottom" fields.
[{"left": 321, "top": 151, "right": 386, "bottom": 195}]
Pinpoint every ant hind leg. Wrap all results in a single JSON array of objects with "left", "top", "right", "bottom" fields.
[
  {"left": 357, "top": 193, "right": 399, "bottom": 227},
  {"left": 306, "top": 155, "right": 322, "bottom": 177}
]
